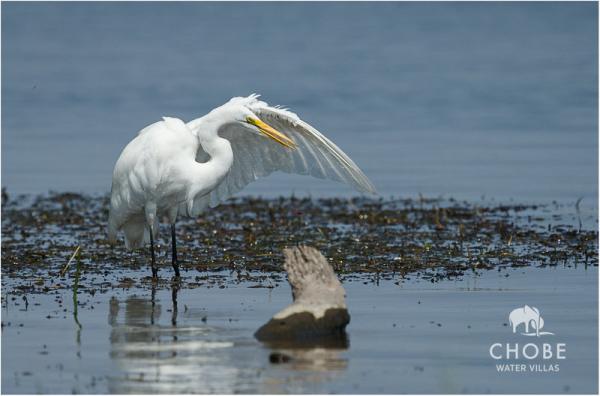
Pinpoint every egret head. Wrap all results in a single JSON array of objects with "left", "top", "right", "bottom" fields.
[{"left": 219, "top": 100, "right": 296, "bottom": 149}]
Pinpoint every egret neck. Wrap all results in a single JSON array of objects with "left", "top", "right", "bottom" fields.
[{"left": 185, "top": 115, "right": 234, "bottom": 210}]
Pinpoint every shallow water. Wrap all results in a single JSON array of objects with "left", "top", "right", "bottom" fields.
[
  {"left": 2, "top": 2, "right": 598, "bottom": 209},
  {"left": 2, "top": 266, "right": 597, "bottom": 394}
]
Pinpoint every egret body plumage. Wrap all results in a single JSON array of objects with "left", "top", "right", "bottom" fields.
[{"left": 108, "top": 94, "right": 376, "bottom": 278}]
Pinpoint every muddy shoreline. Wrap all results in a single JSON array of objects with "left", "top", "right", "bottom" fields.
[{"left": 1, "top": 192, "right": 597, "bottom": 295}]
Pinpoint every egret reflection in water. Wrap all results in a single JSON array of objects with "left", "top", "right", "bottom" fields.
[
  {"left": 107, "top": 285, "right": 348, "bottom": 393},
  {"left": 107, "top": 286, "right": 234, "bottom": 393}
]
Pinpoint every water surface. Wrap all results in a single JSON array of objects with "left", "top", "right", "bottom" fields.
[{"left": 2, "top": 266, "right": 597, "bottom": 394}]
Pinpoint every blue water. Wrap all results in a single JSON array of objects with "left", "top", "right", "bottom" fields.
[
  {"left": 2, "top": 266, "right": 597, "bottom": 393},
  {"left": 2, "top": 3, "right": 598, "bottom": 207}
]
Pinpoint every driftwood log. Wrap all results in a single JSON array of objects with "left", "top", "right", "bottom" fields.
[{"left": 254, "top": 246, "right": 350, "bottom": 347}]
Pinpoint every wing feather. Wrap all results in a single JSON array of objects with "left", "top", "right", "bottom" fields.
[{"left": 255, "top": 106, "right": 376, "bottom": 192}]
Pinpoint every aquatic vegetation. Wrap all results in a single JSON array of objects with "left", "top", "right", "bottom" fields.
[{"left": 1, "top": 192, "right": 597, "bottom": 294}]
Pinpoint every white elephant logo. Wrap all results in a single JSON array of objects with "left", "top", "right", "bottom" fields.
[{"left": 508, "top": 305, "right": 554, "bottom": 336}]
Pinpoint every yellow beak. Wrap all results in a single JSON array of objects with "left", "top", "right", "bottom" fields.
[{"left": 246, "top": 117, "right": 296, "bottom": 149}]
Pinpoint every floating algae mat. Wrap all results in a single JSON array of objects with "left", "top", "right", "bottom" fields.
[{"left": 1, "top": 192, "right": 597, "bottom": 293}]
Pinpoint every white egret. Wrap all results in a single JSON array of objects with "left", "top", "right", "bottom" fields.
[{"left": 108, "top": 94, "right": 376, "bottom": 278}]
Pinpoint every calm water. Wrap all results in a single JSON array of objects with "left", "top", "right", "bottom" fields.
[
  {"left": 1, "top": 2, "right": 598, "bottom": 208},
  {"left": 2, "top": 266, "right": 597, "bottom": 394}
]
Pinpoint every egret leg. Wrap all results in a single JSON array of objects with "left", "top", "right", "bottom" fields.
[
  {"left": 171, "top": 224, "right": 181, "bottom": 278},
  {"left": 149, "top": 226, "right": 158, "bottom": 279},
  {"left": 171, "top": 283, "right": 179, "bottom": 327}
]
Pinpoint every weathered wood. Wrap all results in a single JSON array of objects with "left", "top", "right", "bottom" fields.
[{"left": 255, "top": 246, "right": 350, "bottom": 346}]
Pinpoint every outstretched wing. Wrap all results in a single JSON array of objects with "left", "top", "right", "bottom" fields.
[{"left": 185, "top": 99, "right": 376, "bottom": 215}]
